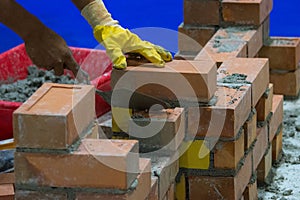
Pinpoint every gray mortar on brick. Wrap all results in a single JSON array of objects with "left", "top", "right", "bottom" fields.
[
  {"left": 0, "top": 66, "right": 75, "bottom": 102},
  {"left": 15, "top": 178, "right": 139, "bottom": 197},
  {"left": 266, "top": 38, "right": 297, "bottom": 46}
]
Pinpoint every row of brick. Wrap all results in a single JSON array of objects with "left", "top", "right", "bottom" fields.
[
  {"left": 184, "top": 0, "right": 272, "bottom": 27},
  {"left": 175, "top": 94, "right": 283, "bottom": 200},
  {"left": 11, "top": 83, "right": 160, "bottom": 199}
]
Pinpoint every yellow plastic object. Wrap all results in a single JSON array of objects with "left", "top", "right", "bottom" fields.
[
  {"left": 94, "top": 26, "right": 172, "bottom": 69},
  {"left": 112, "top": 107, "right": 133, "bottom": 133},
  {"left": 0, "top": 138, "right": 15, "bottom": 150},
  {"left": 175, "top": 174, "right": 186, "bottom": 200},
  {"left": 179, "top": 140, "right": 210, "bottom": 169}
]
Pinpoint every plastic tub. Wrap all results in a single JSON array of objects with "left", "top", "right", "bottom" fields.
[{"left": 0, "top": 44, "right": 112, "bottom": 140}]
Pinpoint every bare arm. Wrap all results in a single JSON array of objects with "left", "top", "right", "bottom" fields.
[
  {"left": 0, "top": 0, "right": 79, "bottom": 76},
  {"left": 0, "top": 0, "right": 47, "bottom": 41},
  {"left": 71, "top": 0, "right": 95, "bottom": 11}
]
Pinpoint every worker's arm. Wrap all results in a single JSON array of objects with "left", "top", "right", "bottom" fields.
[
  {"left": 71, "top": 0, "right": 172, "bottom": 69},
  {"left": 0, "top": 0, "right": 79, "bottom": 76}
]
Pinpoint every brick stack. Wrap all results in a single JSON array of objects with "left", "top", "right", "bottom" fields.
[
  {"left": 258, "top": 37, "right": 300, "bottom": 97},
  {"left": 172, "top": 0, "right": 285, "bottom": 199},
  {"left": 176, "top": 0, "right": 272, "bottom": 61},
  {"left": 109, "top": 59, "right": 217, "bottom": 200},
  {"left": 13, "top": 83, "right": 153, "bottom": 200}
]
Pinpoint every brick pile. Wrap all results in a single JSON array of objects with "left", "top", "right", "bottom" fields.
[
  {"left": 12, "top": 83, "right": 153, "bottom": 200},
  {"left": 4, "top": 0, "right": 292, "bottom": 199}
]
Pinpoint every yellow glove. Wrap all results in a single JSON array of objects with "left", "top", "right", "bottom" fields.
[{"left": 81, "top": 0, "right": 172, "bottom": 69}]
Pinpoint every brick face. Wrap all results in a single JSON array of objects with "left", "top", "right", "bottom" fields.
[
  {"left": 243, "top": 179, "right": 258, "bottom": 200},
  {"left": 188, "top": 85, "right": 251, "bottom": 138},
  {"left": 257, "top": 146, "right": 272, "bottom": 184},
  {"left": 0, "top": 184, "right": 14, "bottom": 200},
  {"left": 243, "top": 111, "right": 257, "bottom": 150},
  {"left": 272, "top": 127, "right": 283, "bottom": 163},
  {"left": 253, "top": 125, "right": 268, "bottom": 170},
  {"left": 213, "top": 26, "right": 263, "bottom": 58},
  {"left": 13, "top": 83, "right": 95, "bottom": 149},
  {"left": 255, "top": 83, "right": 273, "bottom": 122},
  {"left": 129, "top": 108, "right": 185, "bottom": 151},
  {"left": 269, "top": 95, "right": 284, "bottom": 142},
  {"left": 270, "top": 69, "right": 300, "bottom": 97},
  {"left": 111, "top": 60, "right": 217, "bottom": 103},
  {"left": 75, "top": 158, "right": 152, "bottom": 200},
  {"left": 258, "top": 37, "right": 300, "bottom": 70},
  {"left": 146, "top": 177, "right": 159, "bottom": 200},
  {"left": 218, "top": 58, "right": 270, "bottom": 106},
  {"left": 222, "top": 0, "right": 273, "bottom": 26},
  {"left": 214, "top": 130, "right": 245, "bottom": 169},
  {"left": 178, "top": 23, "right": 217, "bottom": 52},
  {"left": 184, "top": 0, "right": 220, "bottom": 25},
  {"left": 188, "top": 152, "right": 252, "bottom": 200},
  {"left": 15, "top": 139, "right": 139, "bottom": 190}
]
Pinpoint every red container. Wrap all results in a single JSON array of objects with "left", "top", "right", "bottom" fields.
[{"left": 0, "top": 44, "right": 112, "bottom": 140}]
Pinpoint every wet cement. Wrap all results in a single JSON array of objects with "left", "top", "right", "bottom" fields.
[
  {"left": 0, "top": 66, "right": 75, "bottom": 102},
  {"left": 0, "top": 149, "right": 15, "bottom": 173}
]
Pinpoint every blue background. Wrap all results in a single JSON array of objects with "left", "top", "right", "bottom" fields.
[{"left": 0, "top": 0, "right": 299, "bottom": 53}]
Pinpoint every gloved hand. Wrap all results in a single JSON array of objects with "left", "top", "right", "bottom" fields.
[
  {"left": 81, "top": 0, "right": 172, "bottom": 69},
  {"left": 94, "top": 26, "right": 172, "bottom": 69}
]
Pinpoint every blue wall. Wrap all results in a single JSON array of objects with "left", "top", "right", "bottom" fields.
[{"left": 0, "top": 0, "right": 299, "bottom": 53}]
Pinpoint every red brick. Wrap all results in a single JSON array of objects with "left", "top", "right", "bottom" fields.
[
  {"left": 129, "top": 108, "right": 185, "bottom": 151},
  {"left": 218, "top": 58, "right": 270, "bottom": 106},
  {"left": 214, "top": 26, "right": 263, "bottom": 58},
  {"left": 222, "top": 0, "right": 273, "bottom": 26},
  {"left": 244, "top": 111, "right": 257, "bottom": 150},
  {"left": 178, "top": 23, "right": 217, "bottom": 52},
  {"left": 15, "top": 191, "right": 67, "bottom": 200},
  {"left": 0, "top": 184, "right": 14, "bottom": 200},
  {"left": 149, "top": 155, "right": 179, "bottom": 200},
  {"left": 257, "top": 145, "right": 272, "bottom": 184},
  {"left": 243, "top": 179, "right": 258, "bottom": 200},
  {"left": 258, "top": 37, "right": 300, "bottom": 70},
  {"left": 111, "top": 60, "right": 217, "bottom": 103},
  {"left": 214, "top": 130, "right": 245, "bottom": 169},
  {"left": 253, "top": 125, "right": 268, "bottom": 170},
  {"left": 195, "top": 34, "right": 247, "bottom": 67},
  {"left": 184, "top": 0, "right": 220, "bottom": 25},
  {"left": 75, "top": 158, "right": 152, "bottom": 200},
  {"left": 146, "top": 177, "right": 159, "bottom": 200},
  {"left": 164, "top": 183, "right": 175, "bottom": 200},
  {"left": 269, "top": 95, "right": 284, "bottom": 142},
  {"left": 13, "top": 83, "right": 95, "bottom": 149},
  {"left": 188, "top": 152, "right": 252, "bottom": 200},
  {"left": 188, "top": 85, "right": 251, "bottom": 138},
  {"left": 270, "top": 69, "right": 300, "bottom": 97},
  {"left": 15, "top": 139, "right": 139, "bottom": 190},
  {"left": 0, "top": 173, "right": 14, "bottom": 185},
  {"left": 272, "top": 127, "right": 283, "bottom": 163},
  {"left": 255, "top": 83, "right": 273, "bottom": 121}
]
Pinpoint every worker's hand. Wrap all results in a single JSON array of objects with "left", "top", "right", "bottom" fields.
[
  {"left": 93, "top": 26, "right": 172, "bottom": 69},
  {"left": 24, "top": 28, "right": 79, "bottom": 76},
  {"left": 80, "top": 0, "right": 172, "bottom": 69}
]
